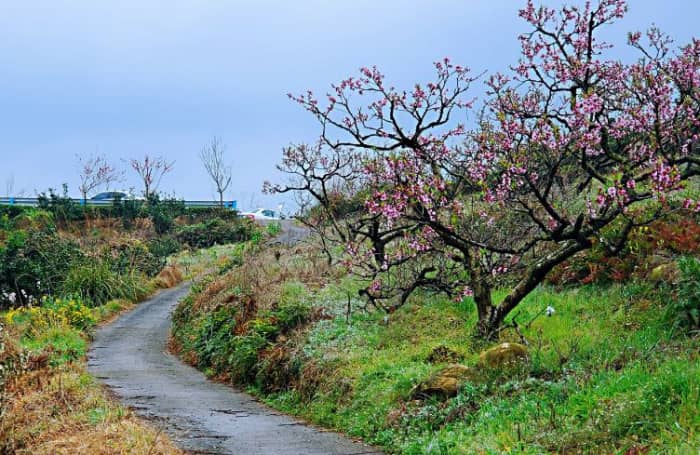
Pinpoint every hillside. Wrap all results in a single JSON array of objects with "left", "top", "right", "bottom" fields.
[{"left": 171, "top": 217, "right": 700, "bottom": 454}]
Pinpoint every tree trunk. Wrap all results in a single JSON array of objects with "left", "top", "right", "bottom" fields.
[
  {"left": 471, "top": 240, "right": 592, "bottom": 340},
  {"left": 472, "top": 274, "right": 500, "bottom": 340}
]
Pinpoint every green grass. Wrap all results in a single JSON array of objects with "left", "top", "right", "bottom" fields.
[{"left": 175, "top": 273, "right": 700, "bottom": 454}]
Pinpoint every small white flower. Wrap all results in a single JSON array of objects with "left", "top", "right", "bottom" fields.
[{"left": 545, "top": 306, "right": 555, "bottom": 317}]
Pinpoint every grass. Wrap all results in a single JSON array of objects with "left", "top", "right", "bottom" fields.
[
  {"left": 1, "top": 267, "right": 197, "bottom": 454},
  {"left": 171, "top": 241, "right": 700, "bottom": 454},
  {"left": 1, "top": 291, "right": 183, "bottom": 454},
  {"left": 269, "top": 284, "right": 700, "bottom": 454},
  {"left": 1, "top": 366, "right": 180, "bottom": 454}
]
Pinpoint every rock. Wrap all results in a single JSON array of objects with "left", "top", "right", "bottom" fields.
[
  {"left": 478, "top": 342, "right": 529, "bottom": 369},
  {"left": 410, "top": 364, "right": 475, "bottom": 399},
  {"left": 649, "top": 262, "right": 679, "bottom": 284}
]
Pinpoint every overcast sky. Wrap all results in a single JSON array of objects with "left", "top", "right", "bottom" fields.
[{"left": 1, "top": 1, "right": 698, "bottom": 210}]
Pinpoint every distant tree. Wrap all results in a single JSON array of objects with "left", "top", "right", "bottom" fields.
[
  {"left": 200, "top": 137, "right": 232, "bottom": 206},
  {"left": 77, "top": 153, "right": 123, "bottom": 201},
  {"left": 130, "top": 155, "right": 175, "bottom": 200},
  {"left": 5, "top": 174, "right": 14, "bottom": 197}
]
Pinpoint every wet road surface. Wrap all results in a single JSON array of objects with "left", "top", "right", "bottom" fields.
[{"left": 88, "top": 284, "right": 380, "bottom": 454}]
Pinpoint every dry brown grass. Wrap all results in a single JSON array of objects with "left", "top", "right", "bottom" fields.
[
  {"left": 1, "top": 365, "right": 181, "bottom": 454},
  {"left": 191, "top": 241, "right": 335, "bottom": 315},
  {"left": 153, "top": 266, "right": 184, "bottom": 289},
  {"left": 59, "top": 216, "right": 158, "bottom": 250}
]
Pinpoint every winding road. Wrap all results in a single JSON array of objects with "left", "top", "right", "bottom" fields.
[{"left": 87, "top": 284, "right": 380, "bottom": 455}]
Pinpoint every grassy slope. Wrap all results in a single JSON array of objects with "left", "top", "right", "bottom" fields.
[
  {"left": 172, "top": 244, "right": 700, "bottom": 454},
  {"left": 1, "top": 298, "right": 182, "bottom": 454},
  {"left": 268, "top": 285, "right": 699, "bottom": 454}
]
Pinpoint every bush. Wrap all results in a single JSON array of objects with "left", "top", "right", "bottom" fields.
[
  {"left": 180, "top": 207, "right": 241, "bottom": 224},
  {"left": 677, "top": 256, "right": 700, "bottom": 331},
  {"left": 110, "top": 240, "right": 163, "bottom": 277},
  {"left": 194, "top": 306, "right": 238, "bottom": 371},
  {"left": 0, "top": 227, "right": 83, "bottom": 307},
  {"left": 36, "top": 184, "right": 84, "bottom": 224},
  {"left": 274, "top": 301, "right": 312, "bottom": 332},
  {"left": 4, "top": 296, "right": 96, "bottom": 333},
  {"left": 175, "top": 218, "right": 254, "bottom": 248},
  {"left": 61, "top": 259, "right": 148, "bottom": 306},
  {"left": 226, "top": 333, "right": 269, "bottom": 383},
  {"left": 147, "top": 237, "right": 183, "bottom": 261},
  {"left": 142, "top": 195, "right": 186, "bottom": 234},
  {"left": 111, "top": 198, "right": 142, "bottom": 229}
]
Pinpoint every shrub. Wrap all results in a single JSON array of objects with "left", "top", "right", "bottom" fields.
[
  {"left": 180, "top": 207, "right": 241, "bottom": 224},
  {"left": 194, "top": 306, "right": 238, "bottom": 371},
  {"left": 143, "top": 195, "right": 186, "bottom": 234},
  {"left": 266, "top": 222, "right": 282, "bottom": 237},
  {"left": 41, "top": 296, "right": 97, "bottom": 330},
  {"left": 61, "top": 259, "right": 148, "bottom": 306},
  {"left": 147, "top": 237, "right": 183, "bottom": 261},
  {"left": 62, "top": 260, "right": 121, "bottom": 306},
  {"left": 677, "top": 256, "right": 700, "bottom": 331},
  {"left": 4, "top": 296, "right": 96, "bottom": 333},
  {"left": 110, "top": 240, "right": 163, "bottom": 277},
  {"left": 274, "top": 300, "right": 312, "bottom": 332},
  {"left": 153, "top": 266, "right": 183, "bottom": 289},
  {"left": 36, "top": 184, "right": 84, "bottom": 224},
  {"left": 175, "top": 218, "right": 254, "bottom": 248},
  {"left": 0, "top": 228, "right": 83, "bottom": 307},
  {"left": 226, "top": 333, "right": 268, "bottom": 383},
  {"left": 111, "top": 198, "right": 142, "bottom": 229}
]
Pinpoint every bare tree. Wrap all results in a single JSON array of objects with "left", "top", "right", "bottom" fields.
[
  {"left": 130, "top": 155, "right": 175, "bottom": 200},
  {"left": 200, "top": 136, "right": 232, "bottom": 206},
  {"left": 77, "top": 153, "right": 123, "bottom": 201},
  {"left": 5, "top": 174, "right": 14, "bottom": 197}
]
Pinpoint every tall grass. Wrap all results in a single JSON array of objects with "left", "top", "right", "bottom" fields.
[{"left": 62, "top": 259, "right": 151, "bottom": 306}]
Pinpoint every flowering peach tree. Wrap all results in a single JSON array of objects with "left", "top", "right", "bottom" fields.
[{"left": 272, "top": 0, "right": 700, "bottom": 338}]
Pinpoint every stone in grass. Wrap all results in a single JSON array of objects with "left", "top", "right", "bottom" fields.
[
  {"left": 410, "top": 364, "right": 476, "bottom": 399},
  {"left": 477, "top": 342, "right": 529, "bottom": 369},
  {"left": 649, "top": 262, "right": 680, "bottom": 284}
]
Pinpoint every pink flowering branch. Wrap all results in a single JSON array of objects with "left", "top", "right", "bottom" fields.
[{"left": 273, "top": 0, "right": 700, "bottom": 338}]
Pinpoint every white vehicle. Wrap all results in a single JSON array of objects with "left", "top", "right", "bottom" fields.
[{"left": 239, "top": 208, "right": 283, "bottom": 220}]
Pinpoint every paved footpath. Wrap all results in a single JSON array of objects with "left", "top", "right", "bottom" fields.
[{"left": 88, "top": 284, "right": 380, "bottom": 455}]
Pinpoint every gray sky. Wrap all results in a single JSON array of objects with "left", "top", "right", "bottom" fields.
[{"left": 1, "top": 1, "right": 698, "bottom": 210}]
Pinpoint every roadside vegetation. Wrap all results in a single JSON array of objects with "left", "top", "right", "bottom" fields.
[
  {"left": 172, "top": 0, "right": 700, "bottom": 453},
  {"left": 0, "top": 202, "right": 255, "bottom": 453},
  {"left": 172, "top": 213, "right": 700, "bottom": 454}
]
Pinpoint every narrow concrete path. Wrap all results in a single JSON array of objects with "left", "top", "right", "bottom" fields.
[{"left": 88, "top": 284, "right": 380, "bottom": 455}]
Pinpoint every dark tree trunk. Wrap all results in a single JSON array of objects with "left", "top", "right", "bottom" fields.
[
  {"left": 472, "top": 240, "right": 591, "bottom": 340},
  {"left": 474, "top": 289, "right": 499, "bottom": 340},
  {"left": 470, "top": 262, "right": 500, "bottom": 340}
]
